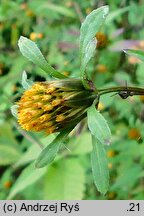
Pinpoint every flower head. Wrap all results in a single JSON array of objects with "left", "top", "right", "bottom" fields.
[{"left": 17, "top": 79, "right": 96, "bottom": 134}]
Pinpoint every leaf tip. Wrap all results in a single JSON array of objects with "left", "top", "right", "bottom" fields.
[
  {"left": 22, "top": 70, "right": 27, "bottom": 79},
  {"left": 35, "top": 160, "right": 42, "bottom": 169},
  {"left": 101, "top": 190, "right": 108, "bottom": 196},
  {"left": 35, "top": 156, "right": 47, "bottom": 169},
  {"left": 102, "top": 5, "right": 109, "bottom": 17},
  {"left": 18, "top": 36, "right": 27, "bottom": 46},
  {"left": 123, "top": 49, "right": 128, "bottom": 54}
]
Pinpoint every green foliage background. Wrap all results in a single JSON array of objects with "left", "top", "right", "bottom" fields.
[{"left": 1, "top": 0, "right": 144, "bottom": 200}]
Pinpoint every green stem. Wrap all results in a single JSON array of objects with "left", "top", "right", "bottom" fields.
[{"left": 98, "top": 86, "right": 144, "bottom": 96}]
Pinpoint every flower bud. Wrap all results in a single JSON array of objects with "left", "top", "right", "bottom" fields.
[{"left": 17, "top": 79, "right": 97, "bottom": 134}]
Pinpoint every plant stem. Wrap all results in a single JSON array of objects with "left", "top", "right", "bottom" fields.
[{"left": 98, "top": 86, "right": 144, "bottom": 96}]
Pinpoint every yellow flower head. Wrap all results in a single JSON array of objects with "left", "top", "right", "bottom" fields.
[{"left": 17, "top": 79, "right": 96, "bottom": 134}]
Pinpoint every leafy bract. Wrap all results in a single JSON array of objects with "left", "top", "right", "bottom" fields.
[
  {"left": 21, "top": 71, "right": 33, "bottom": 90},
  {"left": 80, "top": 6, "right": 109, "bottom": 85},
  {"left": 11, "top": 105, "right": 19, "bottom": 119},
  {"left": 91, "top": 136, "right": 109, "bottom": 194},
  {"left": 18, "top": 36, "right": 66, "bottom": 79},
  {"left": 87, "top": 103, "right": 111, "bottom": 145},
  {"left": 35, "top": 128, "right": 72, "bottom": 168}
]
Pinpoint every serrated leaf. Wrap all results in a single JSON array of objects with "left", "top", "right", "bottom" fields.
[
  {"left": 124, "top": 49, "right": 144, "bottom": 62},
  {"left": 0, "top": 145, "right": 21, "bottom": 166},
  {"left": 87, "top": 103, "right": 111, "bottom": 145},
  {"left": 21, "top": 71, "right": 33, "bottom": 90},
  {"left": 44, "top": 158, "right": 85, "bottom": 199},
  {"left": 18, "top": 36, "right": 66, "bottom": 79},
  {"left": 80, "top": 6, "right": 109, "bottom": 79},
  {"left": 7, "top": 163, "right": 47, "bottom": 199},
  {"left": 91, "top": 136, "right": 109, "bottom": 194},
  {"left": 35, "top": 128, "right": 72, "bottom": 168}
]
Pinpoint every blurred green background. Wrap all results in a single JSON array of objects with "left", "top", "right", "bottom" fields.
[{"left": 1, "top": 0, "right": 144, "bottom": 200}]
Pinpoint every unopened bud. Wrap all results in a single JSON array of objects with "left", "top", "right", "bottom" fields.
[{"left": 17, "top": 79, "right": 97, "bottom": 134}]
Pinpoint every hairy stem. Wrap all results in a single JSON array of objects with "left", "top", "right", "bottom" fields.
[{"left": 98, "top": 86, "right": 144, "bottom": 96}]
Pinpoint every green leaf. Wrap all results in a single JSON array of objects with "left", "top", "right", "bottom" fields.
[
  {"left": 43, "top": 158, "right": 85, "bottom": 199},
  {"left": 7, "top": 163, "right": 47, "bottom": 199},
  {"left": 0, "top": 145, "right": 21, "bottom": 166},
  {"left": 91, "top": 136, "right": 109, "bottom": 194},
  {"left": 87, "top": 103, "right": 111, "bottom": 145},
  {"left": 35, "top": 128, "right": 72, "bottom": 168},
  {"left": 21, "top": 71, "right": 33, "bottom": 90},
  {"left": 79, "top": 6, "right": 109, "bottom": 83},
  {"left": 18, "top": 36, "right": 66, "bottom": 79},
  {"left": 80, "top": 37, "right": 97, "bottom": 73},
  {"left": 124, "top": 49, "right": 144, "bottom": 62}
]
